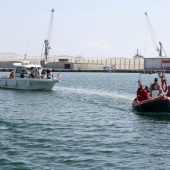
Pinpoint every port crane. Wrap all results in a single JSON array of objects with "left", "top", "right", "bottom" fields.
[
  {"left": 145, "top": 12, "right": 166, "bottom": 56},
  {"left": 43, "top": 9, "right": 55, "bottom": 61}
]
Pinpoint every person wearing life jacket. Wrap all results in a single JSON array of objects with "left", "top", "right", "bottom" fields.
[
  {"left": 138, "top": 86, "right": 150, "bottom": 101},
  {"left": 150, "top": 78, "right": 161, "bottom": 97},
  {"left": 134, "top": 81, "right": 143, "bottom": 102},
  {"left": 136, "top": 84, "right": 143, "bottom": 98}
]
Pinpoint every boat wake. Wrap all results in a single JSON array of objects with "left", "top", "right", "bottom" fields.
[{"left": 54, "top": 86, "right": 134, "bottom": 101}]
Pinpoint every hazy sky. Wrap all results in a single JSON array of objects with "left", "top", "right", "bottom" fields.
[{"left": 0, "top": 0, "right": 170, "bottom": 58}]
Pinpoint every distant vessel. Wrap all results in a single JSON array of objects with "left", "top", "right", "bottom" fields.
[
  {"left": 0, "top": 9, "right": 61, "bottom": 90},
  {"left": 0, "top": 61, "right": 60, "bottom": 90}
]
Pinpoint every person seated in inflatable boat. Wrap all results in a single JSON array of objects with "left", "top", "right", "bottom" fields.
[
  {"left": 158, "top": 88, "right": 164, "bottom": 97},
  {"left": 136, "top": 84, "right": 143, "bottom": 98},
  {"left": 136, "top": 86, "right": 150, "bottom": 102},
  {"left": 150, "top": 78, "right": 161, "bottom": 97},
  {"left": 166, "top": 86, "right": 170, "bottom": 97}
]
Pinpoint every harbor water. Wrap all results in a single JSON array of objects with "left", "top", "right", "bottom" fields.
[{"left": 1, "top": 72, "right": 170, "bottom": 170}]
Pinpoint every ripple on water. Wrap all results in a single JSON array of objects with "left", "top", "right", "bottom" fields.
[{"left": 0, "top": 73, "right": 170, "bottom": 169}]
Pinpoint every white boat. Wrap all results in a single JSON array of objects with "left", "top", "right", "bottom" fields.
[
  {"left": 0, "top": 61, "right": 60, "bottom": 90},
  {"left": 0, "top": 9, "right": 62, "bottom": 90}
]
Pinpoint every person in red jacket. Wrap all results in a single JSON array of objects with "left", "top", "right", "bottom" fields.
[
  {"left": 137, "top": 84, "right": 143, "bottom": 98},
  {"left": 9, "top": 71, "right": 14, "bottom": 79},
  {"left": 138, "top": 86, "right": 150, "bottom": 101}
]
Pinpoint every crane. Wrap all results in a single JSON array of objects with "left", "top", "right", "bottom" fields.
[
  {"left": 145, "top": 12, "right": 166, "bottom": 56},
  {"left": 44, "top": 9, "right": 55, "bottom": 61}
]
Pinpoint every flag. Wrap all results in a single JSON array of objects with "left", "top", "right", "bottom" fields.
[{"left": 57, "top": 73, "right": 61, "bottom": 80}]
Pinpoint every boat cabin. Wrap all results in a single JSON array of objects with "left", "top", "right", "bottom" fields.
[
  {"left": 13, "top": 62, "right": 41, "bottom": 78},
  {"left": 14, "top": 66, "right": 29, "bottom": 78}
]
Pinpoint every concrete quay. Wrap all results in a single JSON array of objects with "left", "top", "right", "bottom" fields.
[{"left": 0, "top": 68, "right": 144, "bottom": 73}]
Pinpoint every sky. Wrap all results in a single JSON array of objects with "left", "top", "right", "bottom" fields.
[{"left": 0, "top": 0, "right": 170, "bottom": 58}]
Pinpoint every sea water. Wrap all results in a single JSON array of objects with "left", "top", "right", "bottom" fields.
[{"left": 0, "top": 72, "right": 170, "bottom": 170}]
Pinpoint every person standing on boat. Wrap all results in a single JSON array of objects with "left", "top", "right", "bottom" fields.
[
  {"left": 40, "top": 69, "right": 46, "bottom": 79},
  {"left": 150, "top": 78, "right": 160, "bottom": 97},
  {"left": 35, "top": 68, "right": 40, "bottom": 78},
  {"left": 46, "top": 69, "right": 52, "bottom": 79},
  {"left": 20, "top": 69, "right": 24, "bottom": 78},
  {"left": 30, "top": 67, "right": 35, "bottom": 78}
]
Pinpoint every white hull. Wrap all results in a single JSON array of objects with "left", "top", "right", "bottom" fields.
[{"left": 0, "top": 78, "right": 59, "bottom": 90}]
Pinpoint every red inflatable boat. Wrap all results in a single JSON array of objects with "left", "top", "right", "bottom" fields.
[{"left": 132, "top": 96, "right": 170, "bottom": 112}]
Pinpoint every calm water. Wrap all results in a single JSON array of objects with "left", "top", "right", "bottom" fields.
[{"left": 1, "top": 72, "right": 170, "bottom": 170}]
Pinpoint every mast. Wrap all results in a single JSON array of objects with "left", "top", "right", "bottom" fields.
[{"left": 44, "top": 9, "right": 55, "bottom": 61}]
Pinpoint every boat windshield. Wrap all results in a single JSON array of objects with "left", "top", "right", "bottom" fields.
[{"left": 15, "top": 67, "right": 29, "bottom": 74}]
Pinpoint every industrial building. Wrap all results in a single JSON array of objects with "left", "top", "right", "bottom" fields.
[
  {"left": 45, "top": 57, "right": 144, "bottom": 71},
  {"left": 0, "top": 54, "right": 170, "bottom": 72}
]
